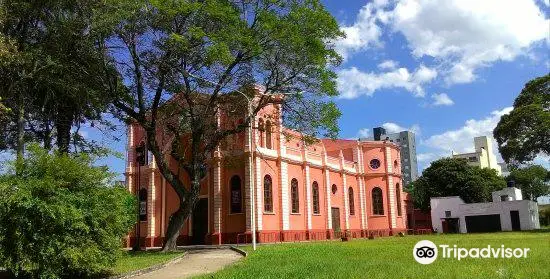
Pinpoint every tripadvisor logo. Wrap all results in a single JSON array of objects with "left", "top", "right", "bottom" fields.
[{"left": 413, "top": 240, "right": 530, "bottom": 264}]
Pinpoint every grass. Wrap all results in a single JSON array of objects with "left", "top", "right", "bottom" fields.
[
  {"left": 195, "top": 230, "right": 550, "bottom": 279},
  {"left": 110, "top": 250, "right": 183, "bottom": 275}
]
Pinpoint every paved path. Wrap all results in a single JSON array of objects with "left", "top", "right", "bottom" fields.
[{"left": 133, "top": 249, "right": 243, "bottom": 279}]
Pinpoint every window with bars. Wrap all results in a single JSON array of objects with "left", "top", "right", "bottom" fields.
[
  {"left": 258, "top": 118, "right": 265, "bottom": 148},
  {"left": 348, "top": 187, "right": 355, "bottom": 215},
  {"left": 312, "top": 181, "right": 320, "bottom": 214},
  {"left": 264, "top": 175, "right": 273, "bottom": 212},
  {"left": 291, "top": 178, "right": 299, "bottom": 213},
  {"left": 396, "top": 183, "right": 402, "bottom": 216},
  {"left": 372, "top": 187, "right": 384, "bottom": 215},
  {"left": 265, "top": 120, "right": 272, "bottom": 149},
  {"left": 230, "top": 175, "right": 242, "bottom": 213}
]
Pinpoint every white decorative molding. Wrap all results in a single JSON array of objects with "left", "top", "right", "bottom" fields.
[
  {"left": 324, "top": 153, "right": 332, "bottom": 230},
  {"left": 257, "top": 147, "right": 278, "bottom": 158},
  {"left": 343, "top": 173, "right": 349, "bottom": 230},
  {"left": 213, "top": 160, "right": 222, "bottom": 233},
  {"left": 148, "top": 169, "right": 156, "bottom": 237},
  {"left": 255, "top": 156, "right": 263, "bottom": 230},
  {"left": 385, "top": 146, "right": 397, "bottom": 228},
  {"left": 305, "top": 165, "right": 312, "bottom": 230},
  {"left": 244, "top": 156, "right": 252, "bottom": 231},
  {"left": 280, "top": 161, "right": 290, "bottom": 230}
]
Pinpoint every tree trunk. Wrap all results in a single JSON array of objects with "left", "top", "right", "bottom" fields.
[
  {"left": 55, "top": 104, "right": 73, "bottom": 154},
  {"left": 15, "top": 97, "right": 24, "bottom": 175},
  {"left": 161, "top": 177, "right": 201, "bottom": 252}
]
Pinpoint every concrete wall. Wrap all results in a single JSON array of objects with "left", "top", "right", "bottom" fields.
[{"left": 431, "top": 195, "right": 540, "bottom": 233}]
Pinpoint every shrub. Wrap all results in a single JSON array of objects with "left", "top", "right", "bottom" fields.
[{"left": 0, "top": 145, "right": 135, "bottom": 278}]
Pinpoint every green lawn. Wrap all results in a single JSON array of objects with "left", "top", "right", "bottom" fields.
[
  {"left": 110, "top": 250, "right": 183, "bottom": 275},
  {"left": 196, "top": 230, "right": 550, "bottom": 279}
]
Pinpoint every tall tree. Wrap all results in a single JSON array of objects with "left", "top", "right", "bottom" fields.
[
  {"left": 411, "top": 158, "right": 506, "bottom": 211},
  {"left": 507, "top": 165, "right": 549, "bottom": 201},
  {"left": 494, "top": 74, "right": 550, "bottom": 164},
  {"left": 98, "top": 0, "right": 343, "bottom": 251},
  {"left": 0, "top": 0, "right": 117, "bottom": 155}
]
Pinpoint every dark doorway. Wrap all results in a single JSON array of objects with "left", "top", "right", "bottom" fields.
[
  {"left": 510, "top": 211, "right": 521, "bottom": 231},
  {"left": 192, "top": 198, "right": 208, "bottom": 244},
  {"left": 465, "top": 214, "right": 502, "bottom": 233},
  {"left": 441, "top": 218, "right": 460, "bottom": 233},
  {"left": 331, "top": 207, "right": 341, "bottom": 233}
]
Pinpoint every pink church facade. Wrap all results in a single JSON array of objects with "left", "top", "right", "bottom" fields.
[{"left": 125, "top": 100, "right": 407, "bottom": 247}]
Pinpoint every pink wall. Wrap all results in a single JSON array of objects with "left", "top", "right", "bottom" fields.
[{"left": 126, "top": 99, "right": 407, "bottom": 246}]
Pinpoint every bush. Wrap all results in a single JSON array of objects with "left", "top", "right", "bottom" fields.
[{"left": 0, "top": 145, "right": 135, "bottom": 278}]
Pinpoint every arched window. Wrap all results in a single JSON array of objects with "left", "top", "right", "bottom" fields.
[
  {"left": 263, "top": 175, "right": 273, "bottom": 212},
  {"left": 265, "top": 120, "right": 272, "bottom": 149},
  {"left": 396, "top": 183, "right": 402, "bottom": 216},
  {"left": 291, "top": 178, "right": 299, "bottom": 213},
  {"left": 348, "top": 187, "right": 355, "bottom": 215},
  {"left": 372, "top": 187, "right": 384, "bottom": 215},
  {"left": 394, "top": 160, "right": 398, "bottom": 170},
  {"left": 331, "top": 184, "right": 337, "bottom": 194},
  {"left": 312, "top": 181, "right": 320, "bottom": 214},
  {"left": 258, "top": 118, "right": 265, "bottom": 147},
  {"left": 139, "top": 188, "right": 147, "bottom": 221},
  {"left": 230, "top": 176, "right": 242, "bottom": 213}
]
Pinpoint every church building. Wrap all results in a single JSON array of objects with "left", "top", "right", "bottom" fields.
[{"left": 125, "top": 91, "right": 407, "bottom": 247}]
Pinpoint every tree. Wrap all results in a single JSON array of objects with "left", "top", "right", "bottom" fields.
[
  {"left": 0, "top": 145, "right": 135, "bottom": 278},
  {"left": 98, "top": 0, "right": 343, "bottom": 251},
  {"left": 494, "top": 74, "right": 550, "bottom": 164},
  {"left": 0, "top": 0, "right": 118, "bottom": 155},
  {"left": 411, "top": 158, "right": 506, "bottom": 211},
  {"left": 507, "top": 165, "right": 549, "bottom": 201}
]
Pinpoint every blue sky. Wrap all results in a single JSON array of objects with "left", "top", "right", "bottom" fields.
[
  {"left": 26, "top": 0, "right": 548, "bottom": 181},
  {"left": 325, "top": 0, "right": 550, "bottom": 172}
]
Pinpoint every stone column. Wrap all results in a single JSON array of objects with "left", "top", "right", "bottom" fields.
[
  {"left": 385, "top": 146, "right": 397, "bottom": 230},
  {"left": 340, "top": 151, "right": 349, "bottom": 231},
  {"left": 303, "top": 147, "right": 312, "bottom": 231},
  {"left": 323, "top": 153, "right": 332, "bottom": 239},
  {"left": 212, "top": 153, "right": 222, "bottom": 244},
  {"left": 147, "top": 157, "right": 157, "bottom": 247}
]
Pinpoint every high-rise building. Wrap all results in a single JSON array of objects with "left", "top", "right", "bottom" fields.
[
  {"left": 361, "top": 128, "right": 418, "bottom": 189},
  {"left": 451, "top": 136, "right": 502, "bottom": 176}
]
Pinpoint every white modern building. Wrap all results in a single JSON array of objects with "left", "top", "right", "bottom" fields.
[
  {"left": 452, "top": 136, "right": 502, "bottom": 176},
  {"left": 430, "top": 187, "right": 540, "bottom": 233}
]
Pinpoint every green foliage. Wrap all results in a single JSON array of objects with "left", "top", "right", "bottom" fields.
[
  {"left": 0, "top": 145, "right": 135, "bottom": 278},
  {"left": 539, "top": 205, "right": 550, "bottom": 227},
  {"left": 507, "top": 165, "right": 549, "bottom": 201},
  {"left": 0, "top": 0, "right": 119, "bottom": 153},
  {"left": 411, "top": 158, "right": 506, "bottom": 211},
  {"left": 494, "top": 74, "right": 550, "bottom": 164}
]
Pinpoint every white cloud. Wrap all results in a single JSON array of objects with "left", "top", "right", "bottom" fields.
[
  {"left": 381, "top": 122, "right": 421, "bottom": 135},
  {"left": 391, "top": 0, "right": 549, "bottom": 84},
  {"left": 423, "top": 106, "right": 512, "bottom": 154},
  {"left": 357, "top": 128, "right": 371, "bottom": 139},
  {"left": 417, "top": 152, "right": 439, "bottom": 163},
  {"left": 378, "top": 60, "right": 398, "bottom": 70},
  {"left": 431, "top": 93, "right": 454, "bottom": 106},
  {"left": 334, "top": 1, "right": 391, "bottom": 60},
  {"left": 338, "top": 0, "right": 548, "bottom": 85},
  {"left": 337, "top": 64, "right": 437, "bottom": 99}
]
